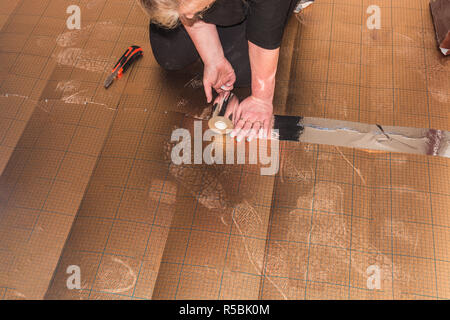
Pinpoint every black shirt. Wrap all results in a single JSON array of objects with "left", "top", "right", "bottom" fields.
[{"left": 202, "top": 0, "right": 296, "bottom": 50}]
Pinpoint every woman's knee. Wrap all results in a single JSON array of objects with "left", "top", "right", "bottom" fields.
[
  {"left": 149, "top": 23, "right": 199, "bottom": 71},
  {"left": 155, "top": 55, "right": 191, "bottom": 71}
]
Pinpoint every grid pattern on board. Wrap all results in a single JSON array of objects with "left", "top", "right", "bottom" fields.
[{"left": 0, "top": 0, "right": 449, "bottom": 300}]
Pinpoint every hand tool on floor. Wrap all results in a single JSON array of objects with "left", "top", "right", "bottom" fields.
[{"left": 104, "top": 45, "right": 143, "bottom": 88}]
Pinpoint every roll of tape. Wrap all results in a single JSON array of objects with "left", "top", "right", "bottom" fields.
[{"left": 208, "top": 116, "right": 234, "bottom": 135}]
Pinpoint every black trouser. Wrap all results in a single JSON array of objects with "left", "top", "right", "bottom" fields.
[{"left": 149, "top": 20, "right": 252, "bottom": 87}]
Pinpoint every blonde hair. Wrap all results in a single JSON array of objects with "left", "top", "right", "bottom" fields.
[
  {"left": 138, "top": 0, "right": 215, "bottom": 28},
  {"left": 138, "top": 0, "right": 181, "bottom": 28}
]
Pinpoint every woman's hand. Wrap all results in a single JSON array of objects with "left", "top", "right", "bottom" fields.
[
  {"left": 203, "top": 56, "right": 236, "bottom": 103},
  {"left": 182, "top": 20, "right": 234, "bottom": 103},
  {"left": 225, "top": 42, "right": 279, "bottom": 142},
  {"left": 226, "top": 95, "right": 273, "bottom": 142}
]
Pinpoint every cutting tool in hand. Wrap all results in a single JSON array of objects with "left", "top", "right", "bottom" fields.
[{"left": 208, "top": 92, "right": 235, "bottom": 134}]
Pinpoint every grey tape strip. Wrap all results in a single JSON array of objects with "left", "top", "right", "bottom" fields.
[{"left": 294, "top": 117, "right": 450, "bottom": 158}]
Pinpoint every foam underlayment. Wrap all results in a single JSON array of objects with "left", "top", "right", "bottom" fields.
[{"left": 0, "top": 0, "right": 449, "bottom": 300}]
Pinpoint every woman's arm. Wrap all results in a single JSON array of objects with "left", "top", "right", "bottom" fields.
[
  {"left": 228, "top": 0, "right": 294, "bottom": 141},
  {"left": 249, "top": 42, "right": 279, "bottom": 105},
  {"left": 183, "top": 20, "right": 222, "bottom": 67},
  {"left": 229, "top": 42, "right": 279, "bottom": 141},
  {"left": 183, "top": 20, "right": 236, "bottom": 102}
]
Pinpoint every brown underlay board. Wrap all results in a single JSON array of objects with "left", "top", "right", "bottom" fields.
[{"left": 0, "top": 0, "right": 449, "bottom": 300}]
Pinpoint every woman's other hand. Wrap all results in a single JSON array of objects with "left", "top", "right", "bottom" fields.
[
  {"left": 182, "top": 18, "right": 234, "bottom": 103},
  {"left": 203, "top": 56, "right": 236, "bottom": 103},
  {"left": 228, "top": 95, "right": 273, "bottom": 142},
  {"left": 227, "top": 41, "right": 279, "bottom": 142}
]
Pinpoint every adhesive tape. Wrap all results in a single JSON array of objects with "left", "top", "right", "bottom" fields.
[{"left": 208, "top": 116, "right": 234, "bottom": 135}]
